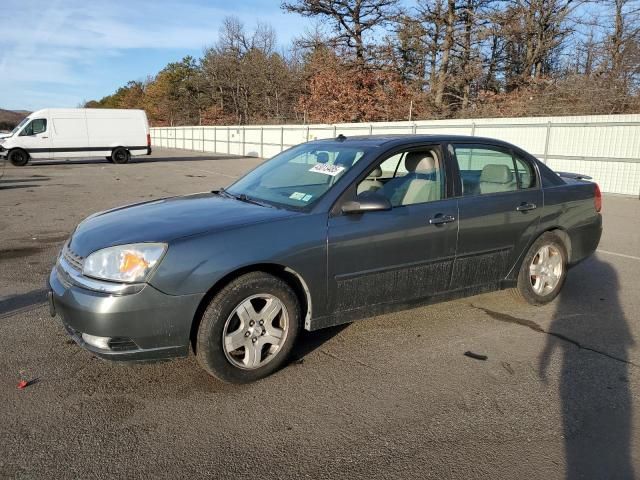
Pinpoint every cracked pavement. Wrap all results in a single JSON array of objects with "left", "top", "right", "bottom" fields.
[{"left": 1, "top": 148, "right": 639, "bottom": 479}]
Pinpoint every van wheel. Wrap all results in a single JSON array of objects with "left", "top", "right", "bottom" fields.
[
  {"left": 8, "top": 149, "right": 29, "bottom": 167},
  {"left": 512, "top": 232, "right": 568, "bottom": 305},
  {"left": 196, "top": 272, "right": 301, "bottom": 383},
  {"left": 111, "top": 148, "right": 130, "bottom": 164}
]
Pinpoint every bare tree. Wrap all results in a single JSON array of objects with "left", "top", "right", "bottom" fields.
[{"left": 282, "top": 0, "right": 399, "bottom": 66}]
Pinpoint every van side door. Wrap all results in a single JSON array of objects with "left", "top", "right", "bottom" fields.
[
  {"left": 52, "top": 111, "right": 89, "bottom": 159},
  {"left": 17, "top": 118, "right": 51, "bottom": 159}
]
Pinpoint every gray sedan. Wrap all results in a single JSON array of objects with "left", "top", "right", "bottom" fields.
[{"left": 49, "top": 135, "right": 602, "bottom": 383}]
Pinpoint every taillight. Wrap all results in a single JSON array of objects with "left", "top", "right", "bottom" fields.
[
  {"left": 594, "top": 183, "right": 602, "bottom": 212},
  {"left": 146, "top": 133, "right": 151, "bottom": 147}
]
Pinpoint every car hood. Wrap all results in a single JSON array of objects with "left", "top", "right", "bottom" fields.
[{"left": 69, "top": 192, "right": 299, "bottom": 257}]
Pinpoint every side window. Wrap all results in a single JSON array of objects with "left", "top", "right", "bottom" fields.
[
  {"left": 454, "top": 145, "right": 518, "bottom": 196},
  {"left": 19, "top": 119, "right": 47, "bottom": 136},
  {"left": 514, "top": 155, "right": 536, "bottom": 189},
  {"left": 357, "top": 148, "right": 444, "bottom": 207}
]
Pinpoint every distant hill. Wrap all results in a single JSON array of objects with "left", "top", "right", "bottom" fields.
[{"left": 0, "top": 109, "right": 30, "bottom": 131}]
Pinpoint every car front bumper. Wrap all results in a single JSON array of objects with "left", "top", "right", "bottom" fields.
[{"left": 49, "top": 263, "right": 203, "bottom": 361}]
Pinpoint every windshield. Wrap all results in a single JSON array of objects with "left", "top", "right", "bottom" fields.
[
  {"left": 10, "top": 117, "right": 30, "bottom": 136},
  {"left": 226, "top": 143, "right": 367, "bottom": 209}
]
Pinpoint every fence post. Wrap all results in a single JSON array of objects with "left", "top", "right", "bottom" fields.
[
  {"left": 260, "top": 127, "right": 264, "bottom": 158},
  {"left": 191, "top": 127, "right": 194, "bottom": 151},
  {"left": 202, "top": 127, "right": 205, "bottom": 152},
  {"left": 412, "top": 124, "right": 417, "bottom": 134},
  {"left": 306, "top": 125, "right": 310, "bottom": 142},
  {"left": 471, "top": 122, "right": 476, "bottom": 136},
  {"left": 280, "top": 127, "right": 284, "bottom": 152},
  {"left": 213, "top": 127, "right": 217, "bottom": 153},
  {"left": 543, "top": 121, "right": 552, "bottom": 164},
  {"left": 333, "top": 125, "right": 337, "bottom": 138},
  {"left": 242, "top": 128, "right": 246, "bottom": 156},
  {"left": 227, "top": 127, "right": 231, "bottom": 154},
  {"left": 369, "top": 124, "right": 373, "bottom": 135}
]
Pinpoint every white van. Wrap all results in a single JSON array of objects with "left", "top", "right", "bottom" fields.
[{"left": 0, "top": 108, "right": 151, "bottom": 166}]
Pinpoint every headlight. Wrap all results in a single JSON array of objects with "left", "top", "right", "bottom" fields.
[{"left": 82, "top": 243, "right": 167, "bottom": 283}]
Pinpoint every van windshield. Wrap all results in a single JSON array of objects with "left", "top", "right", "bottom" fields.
[{"left": 10, "top": 117, "right": 30, "bottom": 136}]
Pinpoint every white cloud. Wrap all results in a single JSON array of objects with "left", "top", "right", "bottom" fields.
[{"left": 0, "top": 0, "right": 307, "bottom": 109}]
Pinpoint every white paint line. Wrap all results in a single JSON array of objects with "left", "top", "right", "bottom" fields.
[{"left": 597, "top": 249, "right": 640, "bottom": 261}]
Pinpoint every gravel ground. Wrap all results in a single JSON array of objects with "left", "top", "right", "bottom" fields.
[{"left": 1, "top": 148, "right": 639, "bottom": 479}]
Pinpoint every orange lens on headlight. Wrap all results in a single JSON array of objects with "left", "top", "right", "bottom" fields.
[{"left": 120, "top": 252, "right": 149, "bottom": 273}]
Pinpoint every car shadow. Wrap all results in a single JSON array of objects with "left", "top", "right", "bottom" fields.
[
  {"left": 28, "top": 154, "right": 250, "bottom": 167},
  {"left": 0, "top": 288, "right": 49, "bottom": 317},
  {"left": 539, "top": 257, "right": 634, "bottom": 478},
  {"left": 289, "top": 324, "right": 350, "bottom": 364},
  {"left": 0, "top": 184, "right": 42, "bottom": 190}
]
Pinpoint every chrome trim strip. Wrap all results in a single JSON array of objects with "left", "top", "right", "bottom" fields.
[{"left": 57, "top": 256, "right": 144, "bottom": 295}]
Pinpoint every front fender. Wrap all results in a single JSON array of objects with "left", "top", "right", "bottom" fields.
[{"left": 149, "top": 213, "right": 330, "bottom": 317}]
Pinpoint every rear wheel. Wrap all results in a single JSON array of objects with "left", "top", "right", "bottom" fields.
[
  {"left": 513, "top": 232, "right": 567, "bottom": 305},
  {"left": 111, "top": 147, "right": 130, "bottom": 164},
  {"left": 8, "top": 149, "right": 29, "bottom": 167},
  {"left": 196, "top": 272, "right": 301, "bottom": 383}
]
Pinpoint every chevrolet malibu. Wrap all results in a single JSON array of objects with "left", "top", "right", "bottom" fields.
[{"left": 49, "top": 135, "right": 602, "bottom": 383}]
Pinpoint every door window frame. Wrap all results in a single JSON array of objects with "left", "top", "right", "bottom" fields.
[
  {"left": 446, "top": 142, "right": 540, "bottom": 198},
  {"left": 330, "top": 143, "right": 455, "bottom": 216},
  {"left": 19, "top": 118, "right": 47, "bottom": 137}
]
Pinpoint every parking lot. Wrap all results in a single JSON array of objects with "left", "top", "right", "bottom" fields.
[{"left": 1, "top": 148, "right": 639, "bottom": 479}]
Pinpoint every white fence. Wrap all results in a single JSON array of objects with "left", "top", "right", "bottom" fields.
[{"left": 151, "top": 114, "right": 640, "bottom": 196}]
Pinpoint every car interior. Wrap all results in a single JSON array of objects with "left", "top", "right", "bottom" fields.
[
  {"left": 357, "top": 149, "right": 442, "bottom": 207},
  {"left": 455, "top": 146, "right": 534, "bottom": 195}
]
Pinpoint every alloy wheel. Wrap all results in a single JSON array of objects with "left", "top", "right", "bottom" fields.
[{"left": 222, "top": 294, "right": 289, "bottom": 369}]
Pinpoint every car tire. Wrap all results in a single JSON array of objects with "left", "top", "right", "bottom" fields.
[
  {"left": 105, "top": 156, "right": 114, "bottom": 163},
  {"left": 512, "top": 231, "right": 568, "bottom": 305},
  {"left": 111, "top": 147, "right": 130, "bottom": 164},
  {"left": 8, "top": 149, "right": 29, "bottom": 167},
  {"left": 196, "top": 271, "right": 301, "bottom": 383}
]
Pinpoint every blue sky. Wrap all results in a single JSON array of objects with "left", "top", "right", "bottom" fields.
[{"left": 0, "top": 0, "right": 310, "bottom": 111}]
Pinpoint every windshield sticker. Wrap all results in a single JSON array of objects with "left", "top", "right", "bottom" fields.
[
  {"left": 289, "top": 192, "right": 313, "bottom": 202},
  {"left": 309, "top": 163, "right": 346, "bottom": 177}
]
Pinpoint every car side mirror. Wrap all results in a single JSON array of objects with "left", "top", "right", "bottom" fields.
[{"left": 341, "top": 192, "right": 392, "bottom": 214}]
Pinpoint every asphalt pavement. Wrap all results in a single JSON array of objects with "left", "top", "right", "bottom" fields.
[{"left": 1, "top": 148, "right": 639, "bottom": 479}]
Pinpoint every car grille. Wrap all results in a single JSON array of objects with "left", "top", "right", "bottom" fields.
[
  {"left": 108, "top": 337, "right": 139, "bottom": 352},
  {"left": 62, "top": 244, "right": 84, "bottom": 272}
]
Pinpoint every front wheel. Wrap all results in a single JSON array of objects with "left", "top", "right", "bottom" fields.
[
  {"left": 196, "top": 272, "right": 301, "bottom": 383},
  {"left": 513, "top": 232, "right": 568, "bottom": 305},
  {"left": 8, "top": 149, "right": 29, "bottom": 167}
]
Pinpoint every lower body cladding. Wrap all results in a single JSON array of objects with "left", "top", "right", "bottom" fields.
[{"left": 49, "top": 267, "right": 202, "bottom": 361}]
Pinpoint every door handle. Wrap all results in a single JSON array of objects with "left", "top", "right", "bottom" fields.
[
  {"left": 516, "top": 202, "right": 537, "bottom": 212},
  {"left": 429, "top": 214, "right": 456, "bottom": 225},
  {"left": 41, "top": 136, "right": 49, "bottom": 139}
]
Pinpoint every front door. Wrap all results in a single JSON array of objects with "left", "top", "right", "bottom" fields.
[
  {"left": 449, "top": 143, "right": 542, "bottom": 289},
  {"left": 327, "top": 145, "right": 458, "bottom": 314},
  {"left": 18, "top": 118, "right": 51, "bottom": 159}
]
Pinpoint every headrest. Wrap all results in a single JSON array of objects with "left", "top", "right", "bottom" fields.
[
  {"left": 316, "top": 152, "right": 329, "bottom": 164},
  {"left": 369, "top": 167, "right": 382, "bottom": 178},
  {"left": 405, "top": 151, "right": 437, "bottom": 173},
  {"left": 480, "top": 164, "right": 514, "bottom": 184}
]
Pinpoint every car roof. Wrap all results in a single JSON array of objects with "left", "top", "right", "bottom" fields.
[{"left": 307, "top": 134, "right": 518, "bottom": 150}]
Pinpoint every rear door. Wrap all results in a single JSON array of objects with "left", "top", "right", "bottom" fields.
[
  {"left": 449, "top": 143, "right": 542, "bottom": 289},
  {"left": 327, "top": 144, "right": 458, "bottom": 314}
]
